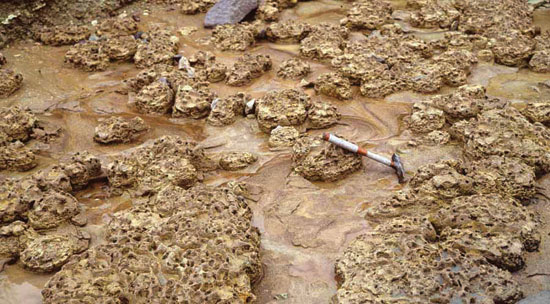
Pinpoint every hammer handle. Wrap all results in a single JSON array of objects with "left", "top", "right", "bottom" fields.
[{"left": 322, "top": 133, "right": 392, "bottom": 166}]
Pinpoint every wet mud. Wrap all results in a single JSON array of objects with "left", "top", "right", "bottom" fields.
[{"left": 1, "top": 0, "right": 550, "bottom": 303}]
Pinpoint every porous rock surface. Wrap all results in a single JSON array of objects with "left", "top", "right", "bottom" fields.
[
  {"left": 306, "top": 100, "right": 340, "bottom": 129},
  {"left": 226, "top": 54, "right": 272, "bottom": 86},
  {"left": 292, "top": 135, "right": 363, "bottom": 182},
  {"left": 0, "top": 69, "right": 23, "bottom": 98},
  {"left": 337, "top": 80, "right": 549, "bottom": 303},
  {"left": 172, "top": 84, "right": 217, "bottom": 119},
  {"left": 300, "top": 23, "right": 349, "bottom": 61},
  {"left": 335, "top": 226, "right": 523, "bottom": 303},
  {"left": 337, "top": 159, "right": 541, "bottom": 303},
  {"left": 314, "top": 72, "right": 352, "bottom": 100},
  {"left": 266, "top": 20, "right": 311, "bottom": 43},
  {"left": 0, "top": 106, "right": 43, "bottom": 172},
  {"left": 93, "top": 116, "right": 148, "bottom": 144},
  {"left": 134, "top": 27, "right": 179, "bottom": 69},
  {"left": 0, "top": 152, "right": 100, "bottom": 272},
  {"left": 268, "top": 126, "right": 300, "bottom": 148},
  {"left": 62, "top": 16, "right": 140, "bottom": 70},
  {"left": 42, "top": 184, "right": 261, "bottom": 304},
  {"left": 35, "top": 24, "right": 91, "bottom": 45},
  {"left": 340, "top": 0, "right": 392, "bottom": 30},
  {"left": 458, "top": 107, "right": 550, "bottom": 173},
  {"left": 277, "top": 57, "right": 311, "bottom": 79},
  {"left": 255, "top": 88, "right": 310, "bottom": 133},
  {"left": 106, "top": 136, "right": 215, "bottom": 195},
  {"left": 188, "top": 51, "right": 228, "bottom": 83},
  {"left": 219, "top": 152, "right": 258, "bottom": 171},
  {"left": 0, "top": 106, "right": 37, "bottom": 142},
  {"left": 65, "top": 41, "right": 110, "bottom": 71},
  {"left": 0, "top": 141, "right": 37, "bottom": 172},
  {"left": 407, "top": 0, "right": 545, "bottom": 71},
  {"left": 134, "top": 79, "right": 175, "bottom": 115},
  {"left": 207, "top": 92, "right": 248, "bottom": 126},
  {"left": 522, "top": 99, "right": 550, "bottom": 126},
  {"left": 180, "top": 0, "right": 218, "bottom": 14},
  {"left": 20, "top": 229, "right": 91, "bottom": 273},
  {"left": 211, "top": 22, "right": 261, "bottom": 51},
  {"left": 256, "top": 0, "right": 300, "bottom": 21},
  {"left": 318, "top": 23, "right": 480, "bottom": 97}
]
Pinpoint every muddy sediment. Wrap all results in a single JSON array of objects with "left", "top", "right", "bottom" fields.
[{"left": 1, "top": 0, "right": 550, "bottom": 303}]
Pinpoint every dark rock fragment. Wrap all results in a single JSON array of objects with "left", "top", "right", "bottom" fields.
[{"left": 204, "top": 0, "right": 258, "bottom": 28}]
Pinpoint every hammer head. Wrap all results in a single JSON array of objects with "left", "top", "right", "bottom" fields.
[{"left": 391, "top": 153, "right": 406, "bottom": 184}]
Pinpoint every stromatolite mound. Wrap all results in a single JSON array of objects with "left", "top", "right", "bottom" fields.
[
  {"left": 367, "top": 157, "right": 538, "bottom": 220},
  {"left": 106, "top": 135, "right": 215, "bottom": 194},
  {"left": 226, "top": 53, "right": 272, "bottom": 86},
  {"left": 219, "top": 152, "right": 257, "bottom": 171},
  {"left": 306, "top": 100, "right": 340, "bottom": 129},
  {"left": 0, "top": 69, "right": 23, "bottom": 98},
  {"left": 20, "top": 230, "right": 91, "bottom": 273},
  {"left": 268, "top": 126, "right": 300, "bottom": 148},
  {"left": 207, "top": 92, "right": 248, "bottom": 126},
  {"left": 94, "top": 116, "right": 149, "bottom": 144},
  {"left": 172, "top": 84, "right": 217, "bottom": 119},
  {"left": 0, "top": 106, "right": 37, "bottom": 142},
  {"left": 314, "top": 72, "right": 352, "bottom": 100},
  {"left": 134, "top": 28, "right": 179, "bottom": 68},
  {"left": 340, "top": 0, "right": 392, "bottom": 30},
  {"left": 255, "top": 88, "right": 310, "bottom": 133},
  {"left": 300, "top": 23, "right": 349, "bottom": 61},
  {"left": 64, "top": 41, "right": 110, "bottom": 71},
  {"left": 292, "top": 135, "right": 363, "bottom": 181},
  {"left": 522, "top": 99, "right": 550, "bottom": 126},
  {"left": 211, "top": 22, "right": 262, "bottom": 51},
  {"left": 0, "top": 142, "right": 36, "bottom": 172},
  {"left": 277, "top": 57, "right": 311, "bottom": 79},
  {"left": 457, "top": 107, "right": 550, "bottom": 173},
  {"left": 530, "top": 49, "right": 550, "bottom": 73},
  {"left": 204, "top": 0, "right": 258, "bottom": 28},
  {"left": 335, "top": 228, "right": 523, "bottom": 303},
  {"left": 135, "top": 79, "right": 175, "bottom": 114},
  {"left": 0, "top": 221, "right": 27, "bottom": 270},
  {"left": 0, "top": 152, "right": 100, "bottom": 272},
  {"left": 36, "top": 25, "right": 91, "bottom": 46},
  {"left": 431, "top": 194, "right": 540, "bottom": 271},
  {"left": 188, "top": 51, "right": 228, "bottom": 83},
  {"left": 266, "top": 20, "right": 311, "bottom": 43},
  {"left": 42, "top": 184, "right": 261, "bottom": 303}
]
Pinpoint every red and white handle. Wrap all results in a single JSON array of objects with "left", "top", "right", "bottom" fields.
[{"left": 322, "top": 133, "right": 392, "bottom": 167}]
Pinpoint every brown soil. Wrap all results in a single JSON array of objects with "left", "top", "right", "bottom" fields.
[{"left": 0, "top": 1, "right": 550, "bottom": 303}]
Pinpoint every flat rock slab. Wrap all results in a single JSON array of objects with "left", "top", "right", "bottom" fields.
[{"left": 204, "top": 0, "right": 258, "bottom": 28}]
